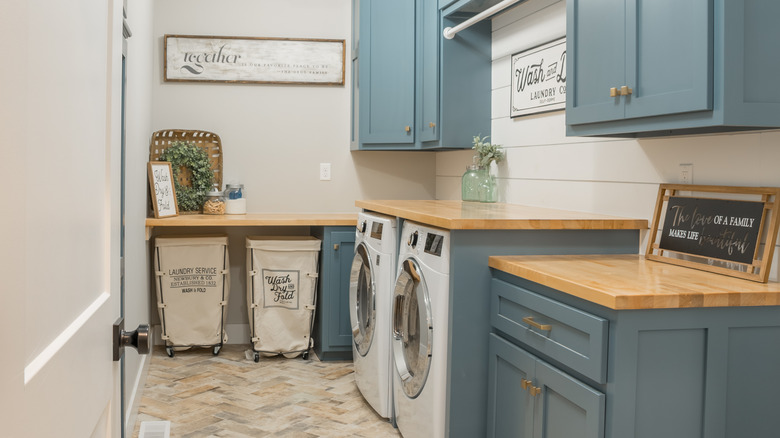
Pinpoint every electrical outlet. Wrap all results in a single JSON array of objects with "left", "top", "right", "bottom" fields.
[
  {"left": 679, "top": 163, "right": 693, "bottom": 184},
  {"left": 320, "top": 163, "right": 332, "bottom": 181}
]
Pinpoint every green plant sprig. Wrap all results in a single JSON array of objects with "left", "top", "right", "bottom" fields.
[
  {"left": 158, "top": 141, "right": 214, "bottom": 212},
  {"left": 472, "top": 135, "right": 504, "bottom": 167}
]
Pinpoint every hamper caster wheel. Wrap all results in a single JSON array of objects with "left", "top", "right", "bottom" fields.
[
  {"left": 253, "top": 352, "right": 260, "bottom": 363},
  {"left": 302, "top": 351, "right": 309, "bottom": 360},
  {"left": 213, "top": 345, "right": 221, "bottom": 356},
  {"left": 166, "top": 347, "right": 174, "bottom": 358}
]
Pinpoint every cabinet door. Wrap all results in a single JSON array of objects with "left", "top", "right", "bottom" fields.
[
  {"left": 327, "top": 230, "right": 356, "bottom": 350},
  {"left": 417, "top": 0, "right": 439, "bottom": 143},
  {"left": 358, "top": 0, "right": 416, "bottom": 146},
  {"left": 487, "top": 334, "right": 535, "bottom": 438},
  {"left": 623, "top": 0, "right": 712, "bottom": 120},
  {"left": 534, "top": 360, "right": 605, "bottom": 438},
  {"left": 566, "top": 0, "right": 626, "bottom": 125}
]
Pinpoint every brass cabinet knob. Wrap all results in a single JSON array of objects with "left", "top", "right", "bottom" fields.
[
  {"left": 620, "top": 85, "right": 633, "bottom": 96},
  {"left": 610, "top": 87, "right": 619, "bottom": 97},
  {"left": 405, "top": 126, "right": 411, "bottom": 133},
  {"left": 429, "top": 122, "right": 436, "bottom": 128},
  {"left": 529, "top": 386, "right": 542, "bottom": 396},
  {"left": 521, "top": 378, "right": 531, "bottom": 390}
]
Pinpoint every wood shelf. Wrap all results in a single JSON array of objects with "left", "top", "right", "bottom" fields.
[{"left": 145, "top": 213, "right": 357, "bottom": 240}]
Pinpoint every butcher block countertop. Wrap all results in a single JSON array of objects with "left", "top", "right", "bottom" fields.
[
  {"left": 489, "top": 254, "right": 780, "bottom": 310},
  {"left": 144, "top": 213, "right": 357, "bottom": 239},
  {"left": 356, "top": 200, "right": 648, "bottom": 230}
]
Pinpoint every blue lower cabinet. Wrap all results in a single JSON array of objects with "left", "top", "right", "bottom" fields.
[
  {"left": 487, "top": 334, "right": 605, "bottom": 438},
  {"left": 312, "top": 227, "right": 355, "bottom": 361},
  {"left": 489, "top": 271, "right": 780, "bottom": 438}
]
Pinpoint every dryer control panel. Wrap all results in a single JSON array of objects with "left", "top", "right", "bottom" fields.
[{"left": 424, "top": 233, "right": 445, "bottom": 257}]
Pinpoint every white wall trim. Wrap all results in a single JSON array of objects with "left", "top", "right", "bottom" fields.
[{"left": 124, "top": 352, "right": 151, "bottom": 436}]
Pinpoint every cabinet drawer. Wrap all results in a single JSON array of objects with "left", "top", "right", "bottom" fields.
[{"left": 491, "top": 279, "right": 608, "bottom": 383}]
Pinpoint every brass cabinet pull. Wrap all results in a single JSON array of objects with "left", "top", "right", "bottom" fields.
[
  {"left": 610, "top": 87, "right": 619, "bottom": 97},
  {"left": 620, "top": 85, "right": 633, "bottom": 96},
  {"left": 334, "top": 244, "right": 340, "bottom": 251},
  {"left": 521, "top": 378, "right": 532, "bottom": 390},
  {"left": 522, "top": 316, "right": 552, "bottom": 331},
  {"left": 529, "top": 386, "right": 541, "bottom": 396},
  {"left": 429, "top": 122, "right": 436, "bottom": 128},
  {"left": 405, "top": 126, "right": 411, "bottom": 132}
]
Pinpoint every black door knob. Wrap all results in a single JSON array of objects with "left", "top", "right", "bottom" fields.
[{"left": 113, "top": 318, "right": 151, "bottom": 361}]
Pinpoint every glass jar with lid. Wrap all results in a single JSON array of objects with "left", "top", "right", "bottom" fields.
[
  {"left": 225, "top": 184, "right": 247, "bottom": 214},
  {"left": 203, "top": 185, "right": 226, "bottom": 215}
]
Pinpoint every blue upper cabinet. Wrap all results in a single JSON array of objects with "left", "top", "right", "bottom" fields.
[
  {"left": 353, "top": 0, "right": 491, "bottom": 150},
  {"left": 357, "top": 0, "right": 416, "bottom": 147},
  {"left": 566, "top": 0, "right": 780, "bottom": 137}
]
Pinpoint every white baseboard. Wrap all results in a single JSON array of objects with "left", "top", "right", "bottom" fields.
[{"left": 124, "top": 352, "right": 151, "bottom": 437}]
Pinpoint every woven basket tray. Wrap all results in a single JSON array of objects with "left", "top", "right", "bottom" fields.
[{"left": 150, "top": 130, "right": 223, "bottom": 213}]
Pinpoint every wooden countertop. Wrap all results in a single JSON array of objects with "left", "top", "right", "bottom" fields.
[
  {"left": 356, "top": 200, "right": 648, "bottom": 230},
  {"left": 144, "top": 213, "right": 357, "bottom": 239},
  {"left": 489, "top": 254, "right": 780, "bottom": 310}
]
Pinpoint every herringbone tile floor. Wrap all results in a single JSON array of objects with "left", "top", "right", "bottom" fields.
[{"left": 132, "top": 345, "right": 401, "bottom": 437}]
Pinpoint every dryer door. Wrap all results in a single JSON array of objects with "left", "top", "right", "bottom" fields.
[
  {"left": 392, "top": 258, "right": 433, "bottom": 398},
  {"left": 349, "top": 242, "right": 376, "bottom": 356}
]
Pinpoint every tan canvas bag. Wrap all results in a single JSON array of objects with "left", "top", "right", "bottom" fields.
[
  {"left": 154, "top": 235, "right": 230, "bottom": 355},
  {"left": 246, "top": 236, "right": 321, "bottom": 359}
]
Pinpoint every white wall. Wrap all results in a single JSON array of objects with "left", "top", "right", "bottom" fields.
[
  {"left": 152, "top": 0, "right": 436, "bottom": 214},
  {"left": 124, "top": 0, "right": 155, "bottom": 434},
  {"left": 149, "top": 0, "right": 437, "bottom": 342},
  {"left": 436, "top": 0, "right": 780, "bottom": 280},
  {"left": 1, "top": 1, "right": 28, "bottom": 435}
]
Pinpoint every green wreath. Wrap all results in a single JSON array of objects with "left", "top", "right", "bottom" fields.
[{"left": 159, "top": 141, "right": 214, "bottom": 211}]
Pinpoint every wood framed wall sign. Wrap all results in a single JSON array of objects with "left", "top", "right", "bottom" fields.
[
  {"left": 646, "top": 184, "right": 780, "bottom": 282},
  {"left": 510, "top": 37, "right": 567, "bottom": 118},
  {"left": 148, "top": 161, "right": 178, "bottom": 218},
  {"left": 164, "top": 35, "right": 345, "bottom": 85}
]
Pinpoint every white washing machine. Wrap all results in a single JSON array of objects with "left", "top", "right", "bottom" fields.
[
  {"left": 349, "top": 211, "right": 398, "bottom": 419},
  {"left": 392, "top": 221, "right": 450, "bottom": 438}
]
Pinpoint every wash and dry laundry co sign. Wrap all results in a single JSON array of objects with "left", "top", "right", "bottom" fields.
[
  {"left": 510, "top": 37, "right": 566, "bottom": 118},
  {"left": 164, "top": 34, "right": 345, "bottom": 85}
]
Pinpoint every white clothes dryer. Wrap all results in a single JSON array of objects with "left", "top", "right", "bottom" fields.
[
  {"left": 392, "top": 221, "right": 450, "bottom": 438},
  {"left": 349, "top": 211, "right": 398, "bottom": 419}
]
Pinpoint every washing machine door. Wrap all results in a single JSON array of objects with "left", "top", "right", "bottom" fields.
[
  {"left": 349, "top": 242, "right": 376, "bottom": 356},
  {"left": 392, "top": 258, "right": 433, "bottom": 399}
]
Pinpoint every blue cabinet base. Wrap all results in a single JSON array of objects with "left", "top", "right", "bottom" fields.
[
  {"left": 312, "top": 227, "right": 355, "bottom": 362},
  {"left": 489, "top": 271, "right": 780, "bottom": 438}
]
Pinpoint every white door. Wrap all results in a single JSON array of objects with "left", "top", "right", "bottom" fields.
[{"left": 1, "top": 0, "right": 125, "bottom": 437}]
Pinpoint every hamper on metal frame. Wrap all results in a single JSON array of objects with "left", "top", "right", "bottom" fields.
[
  {"left": 246, "top": 236, "right": 322, "bottom": 362},
  {"left": 154, "top": 234, "right": 230, "bottom": 357}
]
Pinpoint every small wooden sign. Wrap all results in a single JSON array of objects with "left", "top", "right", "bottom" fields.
[
  {"left": 164, "top": 35, "right": 345, "bottom": 85},
  {"left": 148, "top": 161, "right": 178, "bottom": 218},
  {"left": 646, "top": 184, "right": 780, "bottom": 282},
  {"left": 510, "top": 37, "right": 567, "bottom": 118}
]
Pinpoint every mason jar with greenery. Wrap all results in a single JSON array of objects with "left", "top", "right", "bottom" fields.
[{"left": 471, "top": 135, "right": 504, "bottom": 203}]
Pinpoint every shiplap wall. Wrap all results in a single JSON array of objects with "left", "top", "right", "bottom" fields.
[{"left": 436, "top": 0, "right": 780, "bottom": 280}]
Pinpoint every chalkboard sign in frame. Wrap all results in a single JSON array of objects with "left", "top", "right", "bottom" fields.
[
  {"left": 646, "top": 184, "right": 780, "bottom": 282},
  {"left": 148, "top": 161, "right": 179, "bottom": 219}
]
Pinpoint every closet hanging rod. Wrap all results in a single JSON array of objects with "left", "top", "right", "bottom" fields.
[{"left": 443, "top": 0, "right": 524, "bottom": 39}]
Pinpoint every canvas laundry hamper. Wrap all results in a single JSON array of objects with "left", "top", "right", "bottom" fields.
[
  {"left": 246, "top": 236, "right": 321, "bottom": 362},
  {"left": 154, "top": 235, "right": 230, "bottom": 357}
]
